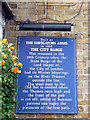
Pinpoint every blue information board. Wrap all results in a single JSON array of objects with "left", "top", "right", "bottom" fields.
[{"left": 16, "top": 36, "right": 77, "bottom": 114}]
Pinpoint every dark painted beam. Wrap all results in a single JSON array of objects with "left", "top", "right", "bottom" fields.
[{"left": 0, "top": 0, "right": 14, "bottom": 20}]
